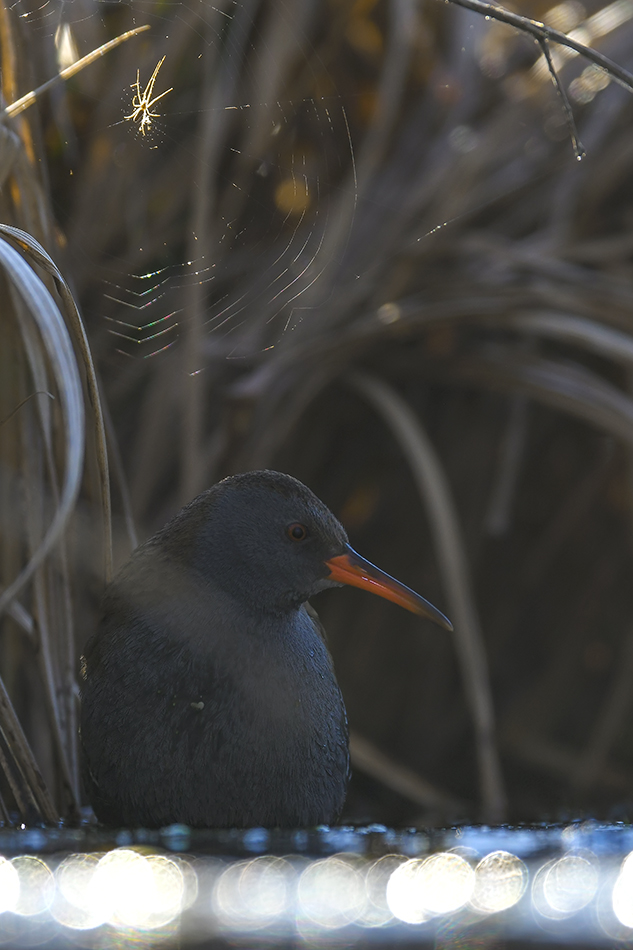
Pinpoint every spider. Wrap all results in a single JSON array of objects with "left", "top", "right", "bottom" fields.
[{"left": 124, "top": 55, "right": 173, "bottom": 136}]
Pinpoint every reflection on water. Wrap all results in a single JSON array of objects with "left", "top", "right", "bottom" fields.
[
  {"left": 471, "top": 850, "right": 528, "bottom": 913},
  {"left": 0, "top": 823, "right": 630, "bottom": 945},
  {"left": 213, "top": 855, "right": 295, "bottom": 929},
  {"left": 0, "top": 857, "right": 19, "bottom": 913},
  {"left": 613, "top": 852, "right": 633, "bottom": 928},
  {"left": 533, "top": 853, "right": 599, "bottom": 918}
]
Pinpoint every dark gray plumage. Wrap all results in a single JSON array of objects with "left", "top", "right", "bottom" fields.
[
  {"left": 80, "top": 471, "right": 350, "bottom": 828},
  {"left": 80, "top": 469, "right": 451, "bottom": 828}
]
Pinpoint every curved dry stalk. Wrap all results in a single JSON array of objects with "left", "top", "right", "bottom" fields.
[
  {"left": 242, "top": 365, "right": 337, "bottom": 469},
  {"left": 350, "top": 730, "right": 467, "bottom": 814},
  {"left": 101, "top": 398, "right": 138, "bottom": 554},
  {"left": 449, "top": 351, "right": 633, "bottom": 449},
  {"left": 349, "top": 371, "right": 507, "bottom": 823},
  {"left": 6, "top": 599, "right": 35, "bottom": 642},
  {"left": 0, "top": 236, "right": 84, "bottom": 617},
  {"left": 511, "top": 311, "right": 633, "bottom": 366},
  {"left": 485, "top": 393, "right": 529, "bottom": 537},
  {"left": 0, "top": 225, "right": 112, "bottom": 582},
  {"left": 503, "top": 729, "right": 633, "bottom": 790},
  {"left": 521, "top": 442, "right": 613, "bottom": 587}
]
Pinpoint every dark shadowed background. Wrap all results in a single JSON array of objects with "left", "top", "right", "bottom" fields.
[{"left": 2, "top": 0, "right": 633, "bottom": 828}]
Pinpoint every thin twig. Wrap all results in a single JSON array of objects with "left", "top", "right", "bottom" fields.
[
  {"left": 349, "top": 372, "right": 507, "bottom": 822},
  {"left": 445, "top": 0, "right": 633, "bottom": 92},
  {"left": 0, "top": 391, "right": 54, "bottom": 428},
  {"left": 1, "top": 25, "right": 150, "bottom": 120},
  {"left": 538, "top": 37, "right": 585, "bottom": 160}
]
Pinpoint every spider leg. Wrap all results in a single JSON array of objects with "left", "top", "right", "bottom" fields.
[
  {"left": 146, "top": 86, "right": 173, "bottom": 109},
  {"left": 144, "top": 56, "right": 167, "bottom": 101}
]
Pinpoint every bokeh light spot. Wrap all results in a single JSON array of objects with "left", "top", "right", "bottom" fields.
[
  {"left": 91, "top": 848, "right": 184, "bottom": 929},
  {"left": 274, "top": 178, "right": 310, "bottom": 215},
  {"left": 387, "top": 853, "right": 474, "bottom": 923},
  {"left": 544, "top": 854, "right": 599, "bottom": 915},
  {"left": 11, "top": 856, "right": 54, "bottom": 916},
  {"left": 471, "top": 850, "right": 528, "bottom": 914},
  {"left": 386, "top": 859, "right": 427, "bottom": 924},
  {"left": 0, "top": 857, "right": 19, "bottom": 914},
  {"left": 533, "top": 853, "right": 599, "bottom": 919},
  {"left": 213, "top": 856, "right": 295, "bottom": 930},
  {"left": 613, "top": 851, "right": 633, "bottom": 928},
  {"left": 417, "top": 852, "right": 475, "bottom": 915},
  {"left": 51, "top": 853, "right": 106, "bottom": 930},
  {"left": 298, "top": 856, "right": 366, "bottom": 928},
  {"left": 360, "top": 854, "right": 407, "bottom": 927}
]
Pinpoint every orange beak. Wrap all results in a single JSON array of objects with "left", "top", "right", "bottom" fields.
[{"left": 325, "top": 545, "right": 452, "bottom": 631}]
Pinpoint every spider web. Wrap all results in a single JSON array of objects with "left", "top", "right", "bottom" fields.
[
  {"left": 101, "top": 94, "right": 354, "bottom": 361},
  {"left": 9, "top": 0, "right": 359, "bottom": 362},
  {"left": 10, "top": 0, "right": 623, "bottom": 366}
]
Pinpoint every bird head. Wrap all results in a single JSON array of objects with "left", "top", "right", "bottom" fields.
[{"left": 160, "top": 470, "right": 451, "bottom": 629}]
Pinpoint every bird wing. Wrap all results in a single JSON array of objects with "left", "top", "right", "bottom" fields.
[
  {"left": 305, "top": 600, "right": 330, "bottom": 645},
  {"left": 304, "top": 600, "right": 351, "bottom": 792}
]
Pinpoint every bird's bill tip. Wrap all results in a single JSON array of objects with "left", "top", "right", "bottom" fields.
[{"left": 325, "top": 546, "right": 453, "bottom": 632}]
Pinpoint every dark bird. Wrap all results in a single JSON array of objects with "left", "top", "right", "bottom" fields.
[{"left": 80, "top": 470, "right": 451, "bottom": 829}]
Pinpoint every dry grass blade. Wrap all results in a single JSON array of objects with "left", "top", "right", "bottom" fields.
[
  {"left": 572, "top": 627, "right": 633, "bottom": 791},
  {"left": 452, "top": 352, "right": 633, "bottom": 448},
  {"left": 102, "top": 400, "right": 138, "bottom": 553},
  {"left": 485, "top": 394, "right": 529, "bottom": 537},
  {"left": 511, "top": 312, "right": 633, "bottom": 366},
  {"left": 6, "top": 601, "right": 35, "bottom": 641},
  {"left": 0, "top": 225, "right": 112, "bottom": 581},
  {"left": 349, "top": 372, "right": 506, "bottom": 822},
  {"left": 0, "top": 677, "right": 57, "bottom": 823},
  {"left": 1, "top": 25, "right": 150, "bottom": 120},
  {"left": 0, "top": 236, "right": 84, "bottom": 617}
]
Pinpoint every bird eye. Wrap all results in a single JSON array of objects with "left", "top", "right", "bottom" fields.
[{"left": 287, "top": 523, "right": 308, "bottom": 541}]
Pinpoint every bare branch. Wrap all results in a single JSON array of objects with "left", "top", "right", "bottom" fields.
[
  {"left": 445, "top": 0, "right": 633, "bottom": 92},
  {"left": 538, "top": 37, "right": 585, "bottom": 160}
]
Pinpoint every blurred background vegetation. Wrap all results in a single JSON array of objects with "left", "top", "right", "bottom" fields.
[{"left": 2, "top": 0, "right": 633, "bottom": 827}]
